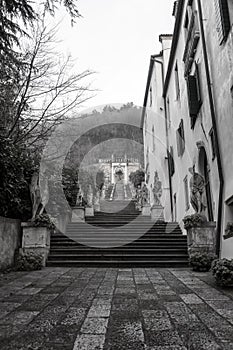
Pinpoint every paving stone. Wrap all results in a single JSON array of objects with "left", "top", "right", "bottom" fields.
[
  {"left": 60, "top": 307, "right": 86, "bottom": 326},
  {"left": 87, "top": 304, "right": 111, "bottom": 318},
  {"left": 179, "top": 330, "right": 222, "bottom": 350},
  {"left": 164, "top": 302, "right": 199, "bottom": 325},
  {"left": 81, "top": 317, "right": 108, "bottom": 334},
  {"left": 0, "top": 302, "right": 21, "bottom": 319},
  {"left": 179, "top": 293, "right": 204, "bottom": 304},
  {"left": 145, "top": 329, "right": 184, "bottom": 347},
  {"left": 0, "top": 310, "right": 39, "bottom": 325},
  {"left": 142, "top": 310, "right": 173, "bottom": 331},
  {"left": 105, "top": 319, "right": 145, "bottom": 350},
  {"left": 17, "top": 293, "right": 59, "bottom": 311},
  {"left": 73, "top": 334, "right": 105, "bottom": 350}
]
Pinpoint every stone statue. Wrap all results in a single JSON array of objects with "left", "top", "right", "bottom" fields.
[
  {"left": 87, "top": 185, "right": 94, "bottom": 207},
  {"left": 76, "top": 185, "right": 83, "bottom": 206},
  {"left": 29, "top": 172, "right": 48, "bottom": 220},
  {"left": 141, "top": 183, "right": 149, "bottom": 205},
  {"left": 189, "top": 166, "right": 207, "bottom": 214},
  {"left": 152, "top": 171, "right": 162, "bottom": 206}
]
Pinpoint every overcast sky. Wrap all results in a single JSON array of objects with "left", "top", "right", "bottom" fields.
[{"left": 55, "top": 0, "right": 175, "bottom": 110}]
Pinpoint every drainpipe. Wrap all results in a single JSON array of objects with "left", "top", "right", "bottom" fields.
[
  {"left": 153, "top": 57, "right": 174, "bottom": 221},
  {"left": 197, "top": 0, "right": 224, "bottom": 257}
]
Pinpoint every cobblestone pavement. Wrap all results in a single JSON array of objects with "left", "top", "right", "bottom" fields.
[{"left": 0, "top": 268, "right": 233, "bottom": 350}]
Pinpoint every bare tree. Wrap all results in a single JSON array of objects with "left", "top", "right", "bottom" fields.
[{"left": 7, "top": 20, "right": 95, "bottom": 146}]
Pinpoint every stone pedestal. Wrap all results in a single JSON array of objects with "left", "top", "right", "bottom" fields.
[
  {"left": 71, "top": 206, "right": 85, "bottom": 222},
  {"left": 85, "top": 207, "right": 94, "bottom": 217},
  {"left": 151, "top": 205, "right": 165, "bottom": 222},
  {"left": 142, "top": 204, "right": 151, "bottom": 216},
  {"left": 21, "top": 223, "right": 51, "bottom": 266},
  {"left": 185, "top": 222, "right": 216, "bottom": 256}
]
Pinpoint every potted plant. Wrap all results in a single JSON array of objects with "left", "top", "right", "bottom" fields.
[
  {"left": 189, "top": 252, "right": 216, "bottom": 272},
  {"left": 212, "top": 259, "right": 233, "bottom": 287},
  {"left": 223, "top": 222, "right": 233, "bottom": 240},
  {"left": 183, "top": 213, "right": 208, "bottom": 230},
  {"left": 30, "top": 213, "right": 55, "bottom": 230}
]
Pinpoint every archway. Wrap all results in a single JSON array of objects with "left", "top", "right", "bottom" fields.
[
  {"left": 198, "top": 147, "right": 214, "bottom": 221},
  {"left": 115, "top": 167, "right": 124, "bottom": 184}
]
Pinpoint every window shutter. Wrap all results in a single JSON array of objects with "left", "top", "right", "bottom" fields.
[
  {"left": 176, "top": 129, "right": 181, "bottom": 157},
  {"left": 214, "top": 0, "right": 230, "bottom": 44},
  {"left": 187, "top": 75, "right": 199, "bottom": 116},
  {"left": 168, "top": 147, "right": 175, "bottom": 176}
]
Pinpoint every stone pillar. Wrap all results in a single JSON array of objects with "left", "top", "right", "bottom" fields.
[
  {"left": 142, "top": 204, "right": 151, "bottom": 216},
  {"left": 71, "top": 206, "right": 85, "bottom": 222},
  {"left": 85, "top": 207, "right": 94, "bottom": 217},
  {"left": 151, "top": 205, "right": 165, "bottom": 222},
  {"left": 94, "top": 191, "right": 101, "bottom": 212},
  {"left": 21, "top": 223, "right": 51, "bottom": 266}
]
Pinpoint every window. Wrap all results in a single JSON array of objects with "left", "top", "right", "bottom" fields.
[
  {"left": 184, "top": 176, "right": 190, "bottom": 210},
  {"left": 149, "top": 87, "right": 152, "bottom": 107},
  {"left": 166, "top": 97, "right": 171, "bottom": 128},
  {"left": 176, "top": 119, "right": 185, "bottom": 156},
  {"left": 168, "top": 146, "right": 175, "bottom": 176},
  {"left": 209, "top": 128, "right": 216, "bottom": 160},
  {"left": 214, "top": 0, "right": 230, "bottom": 45},
  {"left": 152, "top": 126, "right": 155, "bottom": 152},
  {"left": 174, "top": 193, "right": 177, "bottom": 221},
  {"left": 174, "top": 62, "right": 180, "bottom": 100},
  {"left": 186, "top": 63, "right": 202, "bottom": 128}
]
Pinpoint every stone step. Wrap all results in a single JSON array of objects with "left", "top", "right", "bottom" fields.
[{"left": 46, "top": 260, "right": 188, "bottom": 267}]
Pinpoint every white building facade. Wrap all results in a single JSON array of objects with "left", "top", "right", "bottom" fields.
[{"left": 142, "top": 0, "right": 233, "bottom": 258}]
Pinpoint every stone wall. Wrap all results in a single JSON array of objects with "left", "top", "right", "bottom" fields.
[{"left": 0, "top": 216, "right": 21, "bottom": 270}]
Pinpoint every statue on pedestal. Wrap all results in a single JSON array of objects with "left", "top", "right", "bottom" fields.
[
  {"left": 29, "top": 172, "right": 49, "bottom": 220},
  {"left": 86, "top": 185, "right": 94, "bottom": 207},
  {"left": 141, "top": 183, "right": 149, "bottom": 205},
  {"left": 189, "top": 166, "right": 207, "bottom": 215},
  {"left": 152, "top": 171, "right": 162, "bottom": 206},
  {"left": 76, "top": 185, "right": 83, "bottom": 206}
]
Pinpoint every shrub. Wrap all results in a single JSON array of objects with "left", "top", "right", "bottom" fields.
[
  {"left": 212, "top": 259, "right": 233, "bottom": 287},
  {"left": 31, "top": 213, "right": 55, "bottom": 230},
  {"left": 183, "top": 213, "right": 207, "bottom": 229},
  {"left": 189, "top": 252, "right": 216, "bottom": 272},
  {"left": 15, "top": 251, "right": 43, "bottom": 271}
]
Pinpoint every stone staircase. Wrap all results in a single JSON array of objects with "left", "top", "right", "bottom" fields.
[
  {"left": 47, "top": 200, "right": 188, "bottom": 267},
  {"left": 113, "top": 182, "right": 125, "bottom": 200}
]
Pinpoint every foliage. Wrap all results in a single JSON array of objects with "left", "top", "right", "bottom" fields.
[
  {"left": 96, "top": 170, "right": 105, "bottom": 191},
  {"left": 129, "top": 170, "right": 145, "bottom": 188},
  {"left": 0, "top": 0, "right": 81, "bottom": 62},
  {"left": 62, "top": 166, "right": 79, "bottom": 207},
  {"left": 183, "top": 213, "right": 208, "bottom": 229},
  {"left": 0, "top": 137, "right": 40, "bottom": 219},
  {"left": 0, "top": 18, "right": 94, "bottom": 220},
  {"left": 15, "top": 251, "right": 43, "bottom": 271},
  {"left": 30, "top": 213, "right": 55, "bottom": 230},
  {"left": 224, "top": 222, "right": 233, "bottom": 240},
  {"left": 212, "top": 259, "right": 233, "bottom": 286},
  {"left": 189, "top": 252, "right": 216, "bottom": 272}
]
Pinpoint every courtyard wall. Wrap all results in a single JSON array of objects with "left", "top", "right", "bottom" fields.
[{"left": 0, "top": 216, "right": 21, "bottom": 270}]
